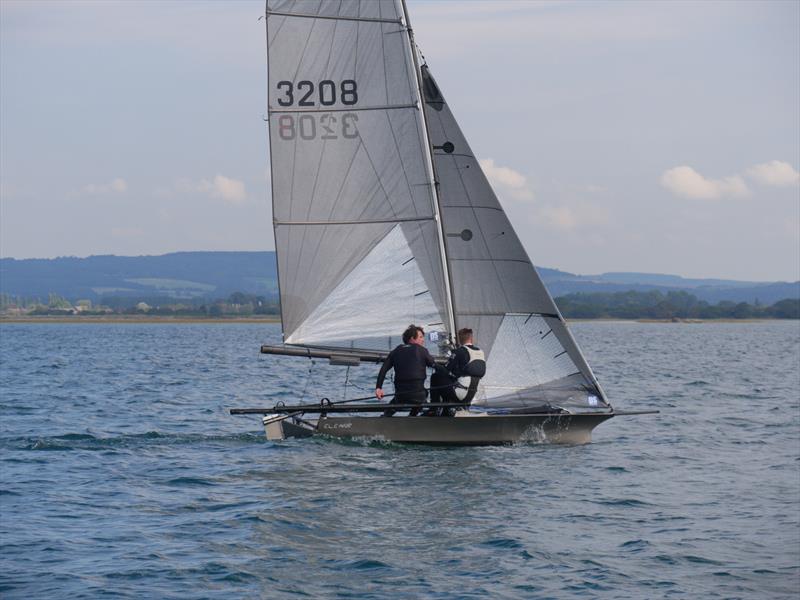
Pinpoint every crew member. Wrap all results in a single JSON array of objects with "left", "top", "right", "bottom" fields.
[
  {"left": 376, "top": 324, "right": 436, "bottom": 417},
  {"left": 429, "top": 327, "right": 486, "bottom": 416}
]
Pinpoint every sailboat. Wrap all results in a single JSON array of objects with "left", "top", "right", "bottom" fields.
[{"left": 231, "top": 0, "right": 656, "bottom": 444}]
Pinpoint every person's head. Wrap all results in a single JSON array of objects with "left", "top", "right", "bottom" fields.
[
  {"left": 403, "top": 324, "right": 425, "bottom": 345},
  {"left": 457, "top": 328, "right": 474, "bottom": 346}
]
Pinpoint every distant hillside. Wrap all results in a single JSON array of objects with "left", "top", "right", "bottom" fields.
[
  {"left": 0, "top": 252, "right": 278, "bottom": 302},
  {"left": 538, "top": 269, "right": 800, "bottom": 305},
  {"left": 1, "top": 252, "right": 797, "bottom": 305}
]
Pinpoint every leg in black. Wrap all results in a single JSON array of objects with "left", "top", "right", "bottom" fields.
[
  {"left": 429, "top": 371, "right": 455, "bottom": 416},
  {"left": 405, "top": 389, "right": 427, "bottom": 417}
]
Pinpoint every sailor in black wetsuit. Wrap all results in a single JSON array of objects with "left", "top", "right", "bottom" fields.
[
  {"left": 429, "top": 327, "right": 486, "bottom": 416},
  {"left": 376, "top": 324, "right": 436, "bottom": 417}
]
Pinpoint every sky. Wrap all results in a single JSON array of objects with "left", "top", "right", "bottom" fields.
[{"left": 1, "top": 0, "right": 798, "bottom": 282}]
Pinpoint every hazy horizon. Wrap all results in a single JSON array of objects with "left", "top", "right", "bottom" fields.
[
  {"left": 2, "top": 0, "right": 798, "bottom": 281},
  {"left": 1, "top": 248, "right": 796, "bottom": 284}
]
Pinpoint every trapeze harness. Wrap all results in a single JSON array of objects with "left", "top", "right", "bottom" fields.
[{"left": 454, "top": 345, "right": 486, "bottom": 403}]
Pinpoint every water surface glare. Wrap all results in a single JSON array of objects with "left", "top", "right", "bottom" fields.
[{"left": 1, "top": 321, "right": 799, "bottom": 598}]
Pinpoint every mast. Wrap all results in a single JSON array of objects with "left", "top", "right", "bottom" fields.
[
  {"left": 264, "top": 1, "right": 286, "bottom": 343},
  {"left": 399, "top": 0, "right": 458, "bottom": 341}
]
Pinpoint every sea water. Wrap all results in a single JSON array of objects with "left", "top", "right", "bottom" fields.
[{"left": 1, "top": 321, "right": 798, "bottom": 599}]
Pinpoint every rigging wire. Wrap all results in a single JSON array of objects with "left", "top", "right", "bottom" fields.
[{"left": 300, "top": 352, "right": 316, "bottom": 399}]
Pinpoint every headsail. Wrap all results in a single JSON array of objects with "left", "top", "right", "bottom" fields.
[
  {"left": 266, "top": 0, "right": 452, "bottom": 352},
  {"left": 420, "top": 66, "right": 610, "bottom": 410}
]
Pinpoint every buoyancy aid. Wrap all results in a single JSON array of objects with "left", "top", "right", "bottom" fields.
[{"left": 454, "top": 345, "right": 486, "bottom": 402}]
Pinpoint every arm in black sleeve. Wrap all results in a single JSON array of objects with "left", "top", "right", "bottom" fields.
[
  {"left": 376, "top": 351, "right": 394, "bottom": 388},
  {"left": 444, "top": 353, "right": 458, "bottom": 375},
  {"left": 422, "top": 346, "right": 436, "bottom": 368}
]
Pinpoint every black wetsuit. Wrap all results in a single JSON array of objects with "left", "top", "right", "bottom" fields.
[
  {"left": 377, "top": 343, "right": 435, "bottom": 416},
  {"left": 430, "top": 345, "right": 480, "bottom": 415}
]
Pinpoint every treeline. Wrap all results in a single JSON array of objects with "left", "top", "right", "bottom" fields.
[
  {"left": 100, "top": 292, "right": 280, "bottom": 316},
  {"left": 554, "top": 290, "right": 800, "bottom": 319},
  {"left": 0, "top": 292, "right": 280, "bottom": 317},
  {"left": 3, "top": 290, "right": 799, "bottom": 320}
]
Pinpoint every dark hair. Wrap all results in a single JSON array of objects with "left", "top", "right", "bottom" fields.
[
  {"left": 403, "top": 324, "right": 425, "bottom": 344},
  {"left": 457, "top": 328, "right": 473, "bottom": 345}
]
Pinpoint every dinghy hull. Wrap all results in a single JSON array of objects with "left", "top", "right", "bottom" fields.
[{"left": 265, "top": 412, "right": 615, "bottom": 445}]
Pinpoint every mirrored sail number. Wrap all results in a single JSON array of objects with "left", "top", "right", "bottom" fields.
[
  {"left": 276, "top": 80, "right": 358, "bottom": 107},
  {"left": 278, "top": 113, "right": 359, "bottom": 141}
]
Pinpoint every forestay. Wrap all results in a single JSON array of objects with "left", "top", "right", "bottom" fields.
[
  {"left": 420, "top": 67, "right": 609, "bottom": 410},
  {"left": 267, "top": 0, "right": 451, "bottom": 352}
]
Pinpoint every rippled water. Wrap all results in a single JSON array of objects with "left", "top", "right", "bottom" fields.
[{"left": 1, "top": 321, "right": 798, "bottom": 598}]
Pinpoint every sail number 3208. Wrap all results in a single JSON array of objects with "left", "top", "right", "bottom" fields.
[{"left": 276, "top": 80, "right": 358, "bottom": 107}]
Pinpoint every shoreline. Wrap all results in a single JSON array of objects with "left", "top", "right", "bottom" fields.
[
  {"left": 0, "top": 315, "right": 282, "bottom": 324},
  {"left": 0, "top": 315, "right": 794, "bottom": 324}
]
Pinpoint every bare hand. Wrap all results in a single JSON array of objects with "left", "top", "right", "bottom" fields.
[{"left": 375, "top": 388, "right": 384, "bottom": 400}]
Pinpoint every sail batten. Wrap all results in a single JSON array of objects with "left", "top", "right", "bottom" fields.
[
  {"left": 268, "top": 103, "right": 418, "bottom": 114},
  {"left": 268, "top": 10, "right": 404, "bottom": 24},
  {"left": 275, "top": 216, "right": 434, "bottom": 226}
]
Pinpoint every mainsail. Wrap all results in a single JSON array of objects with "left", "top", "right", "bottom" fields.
[
  {"left": 265, "top": 0, "right": 609, "bottom": 410},
  {"left": 266, "top": 0, "right": 452, "bottom": 353}
]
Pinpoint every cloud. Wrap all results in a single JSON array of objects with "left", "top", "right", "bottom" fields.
[
  {"left": 82, "top": 178, "right": 128, "bottom": 195},
  {"left": 198, "top": 175, "right": 247, "bottom": 204},
  {"left": 541, "top": 205, "right": 576, "bottom": 230},
  {"left": 165, "top": 174, "right": 248, "bottom": 204},
  {"left": 745, "top": 161, "right": 800, "bottom": 187},
  {"left": 539, "top": 203, "right": 610, "bottom": 232},
  {"left": 478, "top": 158, "right": 534, "bottom": 201},
  {"left": 660, "top": 166, "right": 749, "bottom": 200}
]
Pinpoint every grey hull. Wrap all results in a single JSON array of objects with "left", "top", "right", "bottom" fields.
[{"left": 267, "top": 412, "right": 615, "bottom": 445}]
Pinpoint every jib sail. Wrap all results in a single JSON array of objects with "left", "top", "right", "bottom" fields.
[{"left": 420, "top": 66, "right": 609, "bottom": 410}]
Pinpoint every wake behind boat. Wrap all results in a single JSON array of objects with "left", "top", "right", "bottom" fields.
[{"left": 231, "top": 0, "right": 657, "bottom": 444}]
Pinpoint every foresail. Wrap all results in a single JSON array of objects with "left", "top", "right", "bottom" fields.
[
  {"left": 286, "top": 224, "right": 445, "bottom": 349},
  {"left": 266, "top": 1, "right": 450, "bottom": 353},
  {"left": 420, "top": 66, "right": 609, "bottom": 409}
]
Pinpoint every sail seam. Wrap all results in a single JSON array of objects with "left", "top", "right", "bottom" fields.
[
  {"left": 289, "top": 11, "right": 342, "bottom": 304},
  {"left": 286, "top": 3, "right": 366, "bottom": 306},
  {"left": 433, "top": 152, "right": 475, "bottom": 159},
  {"left": 269, "top": 103, "right": 417, "bottom": 114},
  {"left": 267, "top": 10, "right": 404, "bottom": 25},
  {"left": 267, "top": 9, "right": 290, "bottom": 51},
  {"left": 449, "top": 258, "right": 531, "bottom": 264},
  {"left": 275, "top": 216, "right": 435, "bottom": 226},
  {"left": 457, "top": 311, "right": 560, "bottom": 318},
  {"left": 291, "top": 140, "right": 364, "bottom": 302},
  {"left": 444, "top": 204, "right": 503, "bottom": 211},
  {"left": 380, "top": 21, "right": 420, "bottom": 220},
  {"left": 448, "top": 143, "right": 517, "bottom": 311},
  {"left": 284, "top": 7, "right": 320, "bottom": 307}
]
